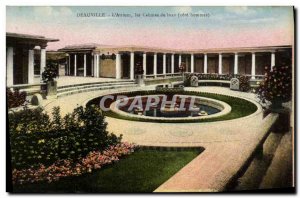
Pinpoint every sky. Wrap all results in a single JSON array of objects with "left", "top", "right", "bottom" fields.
[{"left": 6, "top": 6, "right": 294, "bottom": 50}]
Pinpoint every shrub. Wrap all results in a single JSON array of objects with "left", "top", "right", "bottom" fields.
[
  {"left": 9, "top": 105, "right": 122, "bottom": 169},
  {"left": 183, "top": 75, "right": 191, "bottom": 86},
  {"left": 7, "top": 88, "right": 27, "bottom": 109},
  {"left": 42, "top": 60, "right": 58, "bottom": 82},
  {"left": 238, "top": 76, "right": 251, "bottom": 92},
  {"left": 257, "top": 64, "right": 292, "bottom": 106},
  {"left": 184, "top": 73, "right": 240, "bottom": 81}
]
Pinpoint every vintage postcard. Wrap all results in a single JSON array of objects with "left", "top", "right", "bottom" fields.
[{"left": 6, "top": 6, "right": 295, "bottom": 193}]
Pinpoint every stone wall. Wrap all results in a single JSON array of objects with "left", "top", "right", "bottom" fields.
[
  {"left": 207, "top": 57, "right": 218, "bottom": 73},
  {"left": 222, "top": 56, "right": 233, "bottom": 74}
]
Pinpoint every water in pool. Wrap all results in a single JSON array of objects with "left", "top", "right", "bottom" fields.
[{"left": 127, "top": 104, "right": 220, "bottom": 118}]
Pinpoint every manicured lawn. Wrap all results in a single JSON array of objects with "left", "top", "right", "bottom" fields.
[{"left": 12, "top": 149, "right": 202, "bottom": 193}]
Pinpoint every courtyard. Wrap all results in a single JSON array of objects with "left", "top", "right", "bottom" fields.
[{"left": 23, "top": 81, "right": 290, "bottom": 192}]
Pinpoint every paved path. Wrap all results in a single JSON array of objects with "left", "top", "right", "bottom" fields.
[{"left": 42, "top": 86, "right": 279, "bottom": 192}]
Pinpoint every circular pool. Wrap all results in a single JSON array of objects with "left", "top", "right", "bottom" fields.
[
  {"left": 110, "top": 95, "right": 231, "bottom": 121},
  {"left": 86, "top": 90, "right": 258, "bottom": 123}
]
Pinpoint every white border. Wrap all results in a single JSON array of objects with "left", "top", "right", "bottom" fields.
[{"left": 1, "top": 1, "right": 298, "bottom": 197}]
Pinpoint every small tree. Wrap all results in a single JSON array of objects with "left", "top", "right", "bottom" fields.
[
  {"left": 42, "top": 60, "right": 58, "bottom": 82},
  {"left": 257, "top": 64, "right": 292, "bottom": 109}
]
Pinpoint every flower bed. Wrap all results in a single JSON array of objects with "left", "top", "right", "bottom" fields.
[
  {"left": 184, "top": 73, "right": 250, "bottom": 92},
  {"left": 12, "top": 143, "right": 136, "bottom": 185},
  {"left": 185, "top": 73, "right": 240, "bottom": 81}
]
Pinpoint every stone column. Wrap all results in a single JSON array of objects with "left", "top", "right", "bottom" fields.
[
  {"left": 28, "top": 49, "right": 34, "bottom": 84},
  {"left": 7, "top": 47, "right": 14, "bottom": 86},
  {"left": 163, "top": 54, "right": 166, "bottom": 75},
  {"left": 130, "top": 52, "right": 134, "bottom": 80},
  {"left": 191, "top": 54, "right": 194, "bottom": 73},
  {"left": 251, "top": 52, "right": 256, "bottom": 79},
  {"left": 74, "top": 54, "right": 77, "bottom": 76},
  {"left": 234, "top": 53, "right": 238, "bottom": 75},
  {"left": 83, "top": 54, "right": 87, "bottom": 77},
  {"left": 171, "top": 54, "right": 175, "bottom": 74},
  {"left": 92, "top": 54, "right": 96, "bottom": 77},
  {"left": 116, "top": 53, "right": 121, "bottom": 79},
  {"left": 96, "top": 54, "right": 100, "bottom": 78},
  {"left": 204, "top": 54, "right": 208, "bottom": 74},
  {"left": 178, "top": 54, "right": 182, "bottom": 68},
  {"left": 153, "top": 53, "right": 157, "bottom": 78},
  {"left": 68, "top": 55, "right": 71, "bottom": 75},
  {"left": 143, "top": 53, "right": 147, "bottom": 76},
  {"left": 271, "top": 51, "right": 276, "bottom": 71},
  {"left": 218, "top": 53, "right": 222, "bottom": 74},
  {"left": 40, "top": 47, "right": 46, "bottom": 80}
]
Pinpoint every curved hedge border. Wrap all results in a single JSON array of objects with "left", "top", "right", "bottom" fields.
[{"left": 86, "top": 90, "right": 258, "bottom": 123}]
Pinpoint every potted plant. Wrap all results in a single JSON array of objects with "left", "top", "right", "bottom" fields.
[
  {"left": 257, "top": 64, "right": 292, "bottom": 110},
  {"left": 42, "top": 61, "right": 58, "bottom": 98},
  {"left": 134, "top": 62, "right": 144, "bottom": 86}
]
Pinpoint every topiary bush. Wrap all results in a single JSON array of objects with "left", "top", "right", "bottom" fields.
[
  {"left": 42, "top": 60, "right": 58, "bottom": 82},
  {"left": 9, "top": 105, "right": 122, "bottom": 169},
  {"left": 7, "top": 88, "right": 27, "bottom": 109}
]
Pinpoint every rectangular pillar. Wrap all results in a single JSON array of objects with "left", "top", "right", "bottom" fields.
[
  {"left": 251, "top": 53, "right": 256, "bottom": 79},
  {"left": 130, "top": 52, "right": 134, "bottom": 80},
  {"left": 116, "top": 53, "right": 121, "bottom": 79},
  {"left": 153, "top": 53, "right": 157, "bottom": 78},
  {"left": 178, "top": 54, "right": 182, "bottom": 68},
  {"left": 171, "top": 54, "right": 175, "bottom": 74},
  {"left": 143, "top": 53, "right": 147, "bottom": 76},
  {"left": 191, "top": 54, "right": 194, "bottom": 73},
  {"left": 96, "top": 54, "right": 100, "bottom": 78},
  {"left": 271, "top": 52, "right": 276, "bottom": 71},
  {"left": 83, "top": 54, "right": 87, "bottom": 77},
  {"left": 234, "top": 53, "right": 238, "bottom": 75},
  {"left": 7, "top": 47, "right": 14, "bottom": 86},
  {"left": 68, "top": 55, "right": 71, "bottom": 75},
  {"left": 74, "top": 54, "right": 77, "bottom": 76},
  {"left": 204, "top": 54, "right": 208, "bottom": 74},
  {"left": 28, "top": 49, "right": 34, "bottom": 84},
  {"left": 40, "top": 48, "right": 46, "bottom": 81},
  {"left": 163, "top": 54, "right": 166, "bottom": 75},
  {"left": 92, "top": 54, "right": 96, "bottom": 77},
  {"left": 218, "top": 53, "right": 222, "bottom": 74}
]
